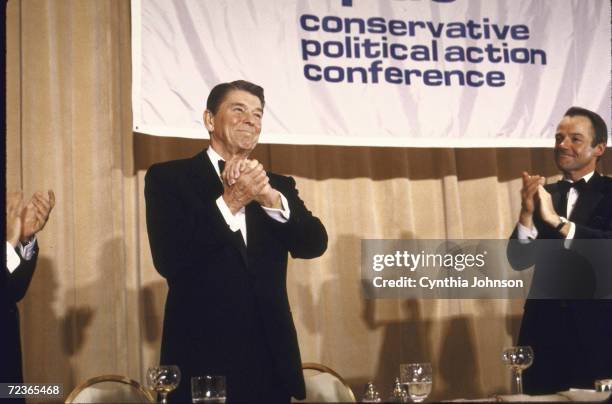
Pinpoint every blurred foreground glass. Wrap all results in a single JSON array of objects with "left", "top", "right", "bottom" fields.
[
  {"left": 400, "top": 363, "right": 432, "bottom": 403},
  {"left": 595, "top": 379, "right": 612, "bottom": 392},
  {"left": 502, "top": 346, "right": 533, "bottom": 394},
  {"left": 191, "top": 375, "right": 226, "bottom": 403},
  {"left": 388, "top": 377, "right": 408, "bottom": 402},
  {"left": 147, "top": 365, "right": 181, "bottom": 404},
  {"left": 362, "top": 381, "right": 381, "bottom": 402}
]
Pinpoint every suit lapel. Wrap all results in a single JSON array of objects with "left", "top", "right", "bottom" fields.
[
  {"left": 187, "top": 151, "right": 223, "bottom": 200},
  {"left": 570, "top": 172, "right": 604, "bottom": 224},
  {"left": 187, "top": 151, "right": 248, "bottom": 267},
  {"left": 245, "top": 202, "right": 266, "bottom": 269},
  {"left": 552, "top": 182, "right": 565, "bottom": 216}
]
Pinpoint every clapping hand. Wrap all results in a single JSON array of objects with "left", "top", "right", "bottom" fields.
[
  {"left": 20, "top": 190, "right": 56, "bottom": 242},
  {"left": 6, "top": 192, "right": 24, "bottom": 247},
  {"left": 519, "top": 171, "right": 544, "bottom": 228},
  {"left": 536, "top": 185, "right": 560, "bottom": 228}
]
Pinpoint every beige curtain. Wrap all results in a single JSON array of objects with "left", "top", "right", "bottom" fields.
[{"left": 6, "top": 1, "right": 612, "bottom": 401}]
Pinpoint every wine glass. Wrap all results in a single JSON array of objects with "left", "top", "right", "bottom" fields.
[
  {"left": 502, "top": 346, "right": 533, "bottom": 394},
  {"left": 147, "top": 365, "right": 181, "bottom": 404},
  {"left": 400, "top": 363, "right": 433, "bottom": 403}
]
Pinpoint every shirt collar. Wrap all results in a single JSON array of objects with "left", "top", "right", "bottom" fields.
[
  {"left": 206, "top": 146, "right": 224, "bottom": 178},
  {"left": 564, "top": 171, "right": 594, "bottom": 184}
]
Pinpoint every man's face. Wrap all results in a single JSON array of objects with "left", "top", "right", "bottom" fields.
[
  {"left": 554, "top": 115, "right": 604, "bottom": 180},
  {"left": 205, "top": 89, "right": 263, "bottom": 158}
]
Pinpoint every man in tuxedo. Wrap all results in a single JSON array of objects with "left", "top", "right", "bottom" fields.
[
  {"left": 508, "top": 106, "right": 612, "bottom": 394},
  {"left": 145, "top": 80, "right": 327, "bottom": 403},
  {"left": 2, "top": 190, "right": 55, "bottom": 403}
]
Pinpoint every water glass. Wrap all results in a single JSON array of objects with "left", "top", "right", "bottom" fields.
[
  {"left": 191, "top": 375, "right": 226, "bottom": 403},
  {"left": 400, "top": 363, "right": 433, "bottom": 403}
]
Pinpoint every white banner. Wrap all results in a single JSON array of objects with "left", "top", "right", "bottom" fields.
[{"left": 131, "top": 0, "right": 611, "bottom": 147}]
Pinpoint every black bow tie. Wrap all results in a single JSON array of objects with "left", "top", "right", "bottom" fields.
[
  {"left": 218, "top": 160, "right": 225, "bottom": 173},
  {"left": 557, "top": 178, "right": 587, "bottom": 194}
]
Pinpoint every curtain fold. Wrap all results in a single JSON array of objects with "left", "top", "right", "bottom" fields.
[{"left": 6, "top": 1, "right": 611, "bottom": 401}]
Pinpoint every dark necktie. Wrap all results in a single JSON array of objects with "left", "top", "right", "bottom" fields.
[{"left": 218, "top": 160, "right": 225, "bottom": 173}]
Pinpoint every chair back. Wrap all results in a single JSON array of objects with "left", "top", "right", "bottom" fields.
[
  {"left": 65, "top": 374, "right": 153, "bottom": 403},
  {"left": 295, "top": 362, "right": 356, "bottom": 403}
]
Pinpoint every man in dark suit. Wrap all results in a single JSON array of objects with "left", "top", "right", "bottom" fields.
[
  {"left": 145, "top": 80, "right": 327, "bottom": 403},
  {"left": 508, "top": 107, "right": 612, "bottom": 394},
  {"left": 2, "top": 190, "right": 55, "bottom": 403}
]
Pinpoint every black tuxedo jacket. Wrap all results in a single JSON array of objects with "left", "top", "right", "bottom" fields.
[
  {"left": 1, "top": 244, "right": 39, "bottom": 392},
  {"left": 508, "top": 172, "right": 612, "bottom": 394},
  {"left": 145, "top": 151, "right": 327, "bottom": 402}
]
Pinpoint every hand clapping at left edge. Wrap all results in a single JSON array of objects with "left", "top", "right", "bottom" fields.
[
  {"left": 6, "top": 192, "right": 24, "bottom": 247},
  {"left": 20, "top": 190, "right": 56, "bottom": 243}
]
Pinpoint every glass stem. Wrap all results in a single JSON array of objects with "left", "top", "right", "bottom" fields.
[
  {"left": 512, "top": 369, "right": 523, "bottom": 394},
  {"left": 161, "top": 392, "right": 168, "bottom": 404}
]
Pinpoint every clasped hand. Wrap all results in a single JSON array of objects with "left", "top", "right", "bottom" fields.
[{"left": 221, "top": 157, "right": 280, "bottom": 214}]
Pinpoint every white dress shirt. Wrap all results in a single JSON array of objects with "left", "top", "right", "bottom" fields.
[
  {"left": 517, "top": 171, "right": 594, "bottom": 241},
  {"left": 5, "top": 238, "right": 37, "bottom": 273},
  {"left": 207, "top": 147, "right": 290, "bottom": 245}
]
